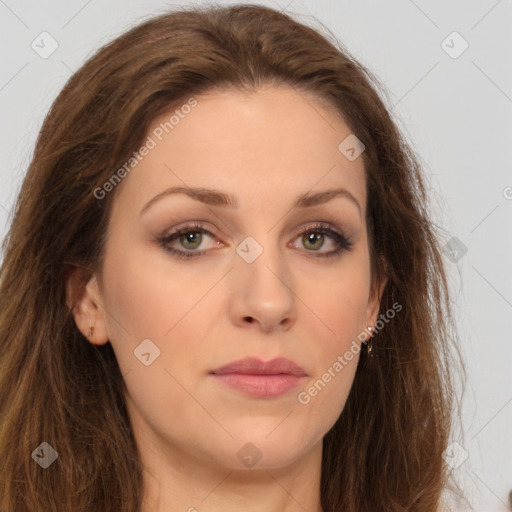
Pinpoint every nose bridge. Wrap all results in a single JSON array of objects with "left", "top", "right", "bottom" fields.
[
  {"left": 233, "top": 231, "right": 295, "bottom": 328},
  {"left": 237, "top": 231, "right": 290, "bottom": 291}
]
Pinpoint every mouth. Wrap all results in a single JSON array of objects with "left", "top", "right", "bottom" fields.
[{"left": 210, "top": 357, "right": 307, "bottom": 398}]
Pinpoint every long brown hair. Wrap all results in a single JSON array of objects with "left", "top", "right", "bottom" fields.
[{"left": 0, "top": 4, "right": 466, "bottom": 511}]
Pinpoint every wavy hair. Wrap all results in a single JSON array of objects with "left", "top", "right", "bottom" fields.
[{"left": 0, "top": 3, "right": 466, "bottom": 511}]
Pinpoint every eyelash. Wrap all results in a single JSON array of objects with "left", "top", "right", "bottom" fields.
[{"left": 156, "top": 221, "right": 354, "bottom": 260}]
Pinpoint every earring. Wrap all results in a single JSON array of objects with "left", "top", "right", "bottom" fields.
[
  {"left": 88, "top": 325, "right": 94, "bottom": 338},
  {"left": 366, "top": 326, "right": 374, "bottom": 357}
]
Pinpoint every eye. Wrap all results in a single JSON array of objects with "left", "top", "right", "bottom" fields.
[
  {"left": 157, "top": 222, "right": 217, "bottom": 259},
  {"left": 156, "top": 221, "right": 354, "bottom": 260},
  {"left": 290, "top": 222, "right": 354, "bottom": 258}
]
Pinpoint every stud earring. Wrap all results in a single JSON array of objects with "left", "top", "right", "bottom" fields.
[{"left": 88, "top": 325, "right": 94, "bottom": 338}]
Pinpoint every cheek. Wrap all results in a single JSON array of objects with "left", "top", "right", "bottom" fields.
[
  {"left": 298, "top": 269, "right": 369, "bottom": 405},
  {"left": 101, "top": 235, "right": 200, "bottom": 336},
  {"left": 100, "top": 248, "right": 212, "bottom": 438},
  {"left": 296, "top": 281, "right": 366, "bottom": 428},
  {"left": 311, "top": 268, "right": 370, "bottom": 343},
  {"left": 100, "top": 238, "right": 219, "bottom": 382}
]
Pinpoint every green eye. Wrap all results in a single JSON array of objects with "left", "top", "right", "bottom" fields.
[
  {"left": 303, "top": 232, "right": 325, "bottom": 251},
  {"left": 157, "top": 222, "right": 354, "bottom": 260},
  {"left": 178, "top": 231, "right": 203, "bottom": 250}
]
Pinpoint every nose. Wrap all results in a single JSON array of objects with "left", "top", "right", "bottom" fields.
[{"left": 228, "top": 236, "right": 297, "bottom": 334}]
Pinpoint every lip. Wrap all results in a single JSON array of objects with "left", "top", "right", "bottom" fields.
[{"left": 210, "top": 357, "right": 307, "bottom": 398}]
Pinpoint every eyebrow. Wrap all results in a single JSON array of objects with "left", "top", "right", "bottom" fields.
[{"left": 139, "top": 186, "right": 361, "bottom": 216}]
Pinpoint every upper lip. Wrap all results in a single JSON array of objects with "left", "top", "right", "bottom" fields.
[{"left": 211, "top": 357, "right": 307, "bottom": 376}]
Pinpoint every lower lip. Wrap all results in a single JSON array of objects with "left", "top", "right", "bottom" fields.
[{"left": 212, "top": 373, "right": 305, "bottom": 398}]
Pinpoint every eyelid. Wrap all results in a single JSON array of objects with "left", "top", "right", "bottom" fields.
[
  {"left": 160, "top": 217, "right": 350, "bottom": 241},
  {"left": 291, "top": 220, "right": 341, "bottom": 238}
]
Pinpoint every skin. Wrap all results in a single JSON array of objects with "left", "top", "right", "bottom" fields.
[{"left": 69, "top": 85, "right": 387, "bottom": 512}]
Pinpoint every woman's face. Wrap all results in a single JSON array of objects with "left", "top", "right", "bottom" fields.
[{"left": 77, "top": 85, "right": 386, "bottom": 471}]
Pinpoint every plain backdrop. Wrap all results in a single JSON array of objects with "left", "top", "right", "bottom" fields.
[{"left": 1, "top": 1, "right": 511, "bottom": 510}]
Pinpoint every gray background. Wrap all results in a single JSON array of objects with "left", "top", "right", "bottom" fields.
[{"left": 1, "top": 0, "right": 511, "bottom": 510}]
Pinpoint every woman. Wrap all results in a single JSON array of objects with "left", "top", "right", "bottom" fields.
[{"left": 0, "top": 4, "right": 466, "bottom": 511}]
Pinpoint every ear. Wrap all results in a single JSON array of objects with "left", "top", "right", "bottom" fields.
[
  {"left": 364, "top": 257, "right": 389, "bottom": 331},
  {"left": 66, "top": 267, "right": 110, "bottom": 346}
]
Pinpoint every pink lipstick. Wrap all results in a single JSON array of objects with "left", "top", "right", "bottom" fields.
[{"left": 210, "top": 357, "right": 307, "bottom": 398}]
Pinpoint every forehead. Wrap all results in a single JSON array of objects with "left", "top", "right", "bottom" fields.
[{"left": 112, "top": 85, "right": 367, "bottom": 218}]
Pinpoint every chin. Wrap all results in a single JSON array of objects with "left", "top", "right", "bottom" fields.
[{"left": 206, "top": 430, "right": 316, "bottom": 471}]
